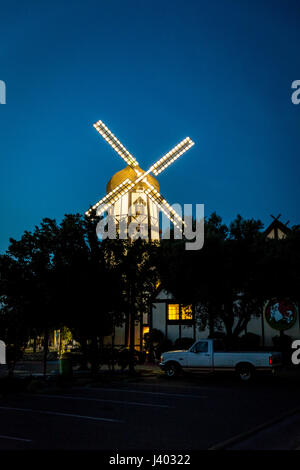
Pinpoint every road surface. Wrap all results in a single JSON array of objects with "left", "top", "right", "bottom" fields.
[{"left": 0, "top": 373, "right": 299, "bottom": 450}]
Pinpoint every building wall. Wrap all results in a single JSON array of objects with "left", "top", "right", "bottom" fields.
[
  {"left": 152, "top": 290, "right": 300, "bottom": 347},
  {"left": 152, "top": 302, "right": 166, "bottom": 334},
  {"left": 107, "top": 190, "right": 160, "bottom": 240},
  {"left": 152, "top": 290, "right": 210, "bottom": 343},
  {"left": 103, "top": 323, "right": 142, "bottom": 349},
  {"left": 244, "top": 315, "right": 262, "bottom": 338}
]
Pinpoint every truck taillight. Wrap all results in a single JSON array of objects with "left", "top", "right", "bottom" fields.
[{"left": 269, "top": 356, "right": 272, "bottom": 365}]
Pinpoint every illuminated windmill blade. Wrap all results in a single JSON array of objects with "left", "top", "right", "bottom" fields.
[
  {"left": 144, "top": 185, "right": 185, "bottom": 231},
  {"left": 85, "top": 178, "right": 135, "bottom": 217},
  {"left": 93, "top": 120, "right": 139, "bottom": 168},
  {"left": 151, "top": 137, "right": 194, "bottom": 176}
]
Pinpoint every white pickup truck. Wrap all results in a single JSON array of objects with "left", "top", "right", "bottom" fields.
[{"left": 159, "top": 339, "right": 282, "bottom": 381}]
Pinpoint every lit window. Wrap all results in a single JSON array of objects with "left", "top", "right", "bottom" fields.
[
  {"left": 181, "top": 305, "right": 193, "bottom": 320},
  {"left": 168, "top": 304, "right": 180, "bottom": 320},
  {"left": 167, "top": 304, "right": 194, "bottom": 322},
  {"left": 142, "top": 326, "right": 150, "bottom": 349}
]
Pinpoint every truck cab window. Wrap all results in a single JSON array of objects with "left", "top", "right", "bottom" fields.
[{"left": 194, "top": 341, "right": 208, "bottom": 353}]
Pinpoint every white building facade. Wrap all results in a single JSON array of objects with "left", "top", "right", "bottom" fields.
[{"left": 151, "top": 289, "right": 300, "bottom": 347}]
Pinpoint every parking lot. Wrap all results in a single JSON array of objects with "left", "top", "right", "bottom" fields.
[{"left": 0, "top": 373, "right": 300, "bottom": 450}]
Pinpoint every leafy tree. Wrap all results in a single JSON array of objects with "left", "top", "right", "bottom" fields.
[
  {"left": 50, "top": 213, "right": 127, "bottom": 374},
  {"left": 0, "top": 255, "right": 31, "bottom": 374},
  {"left": 0, "top": 213, "right": 126, "bottom": 375},
  {"left": 1, "top": 210, "right": 299, "bottom": 374},
  {"left": 3, "top": 218, "right": 62, "bottom": 374},
  {"left": 103, "top": 238, "right": 160, "bottom": 373},
  {"left": 157, "top": 213, "right": 287, "bottom": 342}
]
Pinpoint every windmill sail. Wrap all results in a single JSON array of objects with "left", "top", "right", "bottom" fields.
[
  {"left": 145, "top": 184, "right": 184, "bottom": 231},
  {"left": 93, "top": 120, "right": 139, "bottom": 168},
  {"left": 152, "top": 137, "right": 194, "bottom": 176},
  {"left": 85, "top": 178, "right": 135, "bottom": 216}
]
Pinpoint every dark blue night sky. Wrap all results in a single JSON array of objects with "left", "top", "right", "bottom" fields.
[{"left": 1, "top": 0, "right": 300, "bottom": 252}]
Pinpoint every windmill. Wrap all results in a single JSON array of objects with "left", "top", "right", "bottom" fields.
[{"left": 85, "top": 120, "right": 195, "bottom": 239}]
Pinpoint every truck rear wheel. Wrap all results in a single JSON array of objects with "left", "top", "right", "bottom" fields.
[
  {"left": 236, "top": 363, "right": 255, "bottom": 382},
  {"left": 164, "top": 362, "right": 180, "bottom": 378}
]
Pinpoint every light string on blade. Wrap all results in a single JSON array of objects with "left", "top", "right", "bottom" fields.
[
  {"left": 144, "top": 182, "right": 184, "bottom": 231},
  {"left": 152, "top": 138, "right": 194, "bottom": 176},
  {"left": 86, "top": 119, "right": 195, "bottom": 228},
  {"left": 93, "top": 120, "right": 139, "bottom": 168},
  {"left": 85, "top": 178, "right": 135, "bottom": 216}
]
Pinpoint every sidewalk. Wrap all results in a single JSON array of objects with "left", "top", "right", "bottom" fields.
[
  {"left": 1, "top": 362, "right": 299, "bottom": 382},
  {"left": 0, "top": 361, "right": 59, "bottom": 377},
  {"left": 220, "top": 410, "right": 300, "bottom": 450},
  {"left": 0, "top": 361, "right": 162, "bottom": 378}
]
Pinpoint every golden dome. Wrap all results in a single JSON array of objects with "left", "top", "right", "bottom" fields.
[{"left": 106, "top": 165, "right": 159, "bottom": 194}]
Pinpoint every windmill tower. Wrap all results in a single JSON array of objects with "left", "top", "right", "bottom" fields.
[
  {"left": 106, "top": 165, "right": 161, "bottom": 240},
  {"left": 86, "top": 120, "right": 195, "bottom": 239}
]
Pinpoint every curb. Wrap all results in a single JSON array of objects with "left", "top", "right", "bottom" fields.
[{"left": 209, "top": 406, "right": 300, "bottom": 450}]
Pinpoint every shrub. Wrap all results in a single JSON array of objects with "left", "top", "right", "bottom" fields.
[
  {"left": 237, "top": 333, "right": 261, "bottom": 350},
  {"left": 156, "top": 338, "right": 173, "bottom": 358},
  {"left": 272, "top": 334, "right": 293, "bottom": 365},
  {"left": 144, "top": 329, "right": 173, "bottom": 361},
  {"left": 117, "top": 347, "right": 145, "bottom": 370}
]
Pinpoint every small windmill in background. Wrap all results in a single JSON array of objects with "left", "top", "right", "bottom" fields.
[
  {"left": 265, "top": 214, "right": 291, "bottom": 240},
  {"left": 85, "top": 120, "right": 195, "bottom": 240}
]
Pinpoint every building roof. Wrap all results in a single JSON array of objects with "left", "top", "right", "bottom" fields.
[
  {"left": 106, "top": 165, "right": 160, "bottom": 194},
  {"left": 264, "top": 218, "right": 291, "bottom": 240}
]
